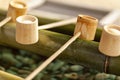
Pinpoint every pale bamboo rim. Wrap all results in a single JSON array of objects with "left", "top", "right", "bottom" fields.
[
  {"left": 78, "top": 14, "right": 98, "bottom": 23},
  {"left": 10, "top": 0, "right": 27, "bottom": 9},
  {"left": 16, "top": 15, "right": 38, "bottom": 24},
  {"left": 104, "top": 24, "right": 120, "bottom": 36}
]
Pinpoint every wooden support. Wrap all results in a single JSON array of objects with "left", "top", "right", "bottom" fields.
[
  {"left": 99, "top": 25, "right": 120, "bottom": 57},
  {"left": 0, "top": 0, "right": 27, "bottom": 27},
  {"left": 25, "top": 15, "right": 98, "bottom": 80}
]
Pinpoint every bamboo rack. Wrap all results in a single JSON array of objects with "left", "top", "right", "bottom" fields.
[{"left": 1, "top": 5, "right": 120, "bottom": 80}]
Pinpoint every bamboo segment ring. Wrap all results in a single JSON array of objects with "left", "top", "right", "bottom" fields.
[
  {"left": 7, "top": 0, "right": 27, "bottom": 22},
  {"left": 16, "top": 15, "right": 38, "bottom": 45},
  {"left": 74, "top": 15, "right": 98, "bottom": 40},
  {"left": 99, "top": 25, "right": 120, "bottom": 57}
]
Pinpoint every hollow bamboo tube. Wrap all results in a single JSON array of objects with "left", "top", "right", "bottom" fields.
[
  {"left": 25, "top": 15, "right": 98, "bottom": 80},
  {"left": 16, "top": 15, "right": 38, "bottom": 45},
  {"left": 74, "top": 15, "right": 98, "bottom": 40},
  {"left": 0, "top": 0, "right": 27, "bottom": 27},
  {"left": 99, "top": 25, "right": 120, "bottom": 57}
]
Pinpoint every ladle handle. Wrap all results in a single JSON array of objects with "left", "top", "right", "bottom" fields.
[
  {"left": 0, "top": 17, "right": 11, "bottom": 28},
  {"left": 38, "top": 18, "right": 76, "bottom": 30},
  {"left": 25, "top": 32, "right": 81, "bottom": 80}
]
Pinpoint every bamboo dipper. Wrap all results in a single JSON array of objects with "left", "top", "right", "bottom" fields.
[
  {"left": 99, "top": 25, "right": 120, "bottom": 57},
  {"left": 16, "top": 15, "right": 38, "bottom": 44},
  {"left": 0, "top": 0, "right": 27, "bottom": 27},
  {"left": 16, "top": 15, "right": 76, "bottom": 44},
  {"left": 25, "top": 15, "right": 98, "bottom": 80}
]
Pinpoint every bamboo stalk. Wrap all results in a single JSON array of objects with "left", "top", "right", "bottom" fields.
[
  {"left": 0, "top": 23, "right": 105, "bottom": 71},
  {"left": 1, "top": 23, "right": 120, "bottom": 75}
]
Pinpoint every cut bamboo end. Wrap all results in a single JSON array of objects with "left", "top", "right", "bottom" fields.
[
  {"left": 74, "top": 15, "right": 98, "bottom": 40},
  {"left": 99, "top": 25, "right": 120, "bottom": 57},
  {"left": 7, "top": 0, "right": 27, "bottom": 22},
  {"left": 16, "top": 15, "right": 38, "bottom": 45},
  {"left": 0, "top": 70, "right": 23, "bottom": 80}
]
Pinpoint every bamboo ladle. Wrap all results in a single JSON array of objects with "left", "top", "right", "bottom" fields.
[
  {"left": 0, "top": 0, "right": 27, "bottom": 27},
  {"left": 99, "top": 25, "right": 120, "bottom": 57},
  {"left": 16, "top": 15, "right": 76, "bottom": 44},
  {"left": 22, "top": 15, "right": 98, "bottom": 80}
]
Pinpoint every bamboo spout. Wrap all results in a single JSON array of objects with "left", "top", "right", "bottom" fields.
[{"left": 0, "top": 0, "right": 27, "bottom": 27}]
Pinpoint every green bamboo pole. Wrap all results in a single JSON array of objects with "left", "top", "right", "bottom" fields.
[
  {"left": 0, "top": 23, "right": 104, "bottom": 71},
  {"left": 0, "top": 23, "right": 120, "bottom": 75}
]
